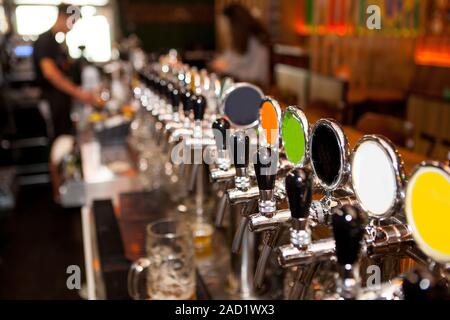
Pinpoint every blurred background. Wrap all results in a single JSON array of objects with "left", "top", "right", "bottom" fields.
[{"left": 0, "top": 0, "right": 449, "bottom": 299}]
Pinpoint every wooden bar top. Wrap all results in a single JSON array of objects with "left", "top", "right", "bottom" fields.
[
  {"left": 305, "top": 112, "right": 426, "bottom": 174},
  {"left": 347, "top": 88, "right": 407, "bottom": 105}
]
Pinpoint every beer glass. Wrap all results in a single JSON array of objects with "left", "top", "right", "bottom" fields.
[{"left": 128, "top": 218, "right": 196, "bottom": 300}]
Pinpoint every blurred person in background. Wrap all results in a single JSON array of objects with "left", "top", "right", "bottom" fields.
[
  {"left": 33, "top": 4, "right": 102, "bottom": 138},
  {"left": 210, "top": 4, "right": 270, "bottom": 88}
]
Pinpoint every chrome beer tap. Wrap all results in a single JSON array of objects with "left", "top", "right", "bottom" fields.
[
  {"left": 321, "top": 200, "right": 449, "bottom": 301},
  {"left": 212, "top": 118, "right": 232, "bottom": 172},
  {"left": 248, "top": 147, "right": 291, "bottom": 288},
  {"left": 168, "top": 87, "right": 195, "bottom": 179},
  {"left": 276, "top": 168, "right": 336, "bottom": 300},
  {"left": 151, "top": 79, "right": 170, "bottom": 144},
  {"left": 185, "top": 95, "right": 216, "bottom": 193},
  {"left": 325, "top": 205, "right": 367, "bottom": 300},
  {"left": 156, "top": 82, "right": 177, "bottom": 146},
  {"left": 332, "top": 183, "right": 450, "bottom": 301},
  {"left": 159, "top": 83, "right": 185, "bottom": 154},
  {"left": 224, "top": 130, "right": 262, "bottom": 298},
  {"left": 210, "top": 118, "right": 235, "bottom": 228},
  {"left": 228, "top": 131, "right": 260, "bottom": 254},
  {"left": 168, "top": 85, "right": 182, "bottom": 127},
  {"left": 355, "top": 265, "right": 449, "bottom": 300},
  {"left": 307, "top": 119, "right": 354, "bottom": 226},
  {"left": 277, "top": 168, "right": 336, "bottom": 268},
  {"left": 169, "top": 87, "right": 194, "bottom": 142},
  {"left": 222, "top": 83, "right": 267, "bottom": 228},
  {"left": 351, "top": 135, "right": 414, "bottom": 252},
  {"left": 306, "top": 124, "right": 413, "bottom": 250},
  {"left": 357, "top": 172, "right": 450, "bottom": 301}
]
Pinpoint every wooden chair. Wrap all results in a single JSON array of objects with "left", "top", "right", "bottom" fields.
[
  {"left": 407, "top": 94, "right": 450, "bottom": 160},
  {"left": 274, "top": 64, "right": 309, "bottom": 109},
  {"left": 356, "top": 112, "right": 414, "bottom": 150},
  {"left": 308, "top": 72, "right": 350, "bottom": 124}
]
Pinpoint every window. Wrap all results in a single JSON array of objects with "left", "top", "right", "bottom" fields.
[
  {"left": 14, "top": 0, "right": 108, "bottom": 5},
  {"left": 14, "top": 0, "right": 113, "bottom": 62},
  {"left": 15, "top": 5, "right": 58, "bottom": 36},
  {"left": 66, "top": 12, "right": 112, "bottom": 62}
]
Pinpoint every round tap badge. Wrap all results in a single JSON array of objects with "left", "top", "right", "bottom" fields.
[
  {"left": 310, "top": 119, "right": 350, "bottom": 191},
  {"left": 406, "top": 163, "right": 450, "bottom": 264},
  {"left": 351, "top": 136, "right": 405, "bottom": 219},
  {"left": 222, "top": 83, "right": 264, "bottom": 128},
  {"left": 281, "top": 106, "right": 309, "bottom": 167},
  {"left": 259, "top": 98, "right": 282, "bottom": 148}
]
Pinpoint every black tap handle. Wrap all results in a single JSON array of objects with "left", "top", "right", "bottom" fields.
[
  {"left": 331, "top": 205, "right": 366, "bottom": 266},
  {"left": 253, "top": 147, "right": 278, "bottom": 191},
  {"left": 150, "top": 74, "right": 159, "bottom": 91},
  {"left": 146, "top": 73, "right": 154, "bottom": 88},
  {"left": 170, "top": 86, "right": 180, "bottom": 113},
  {"left": 212, "top": 118, "right": 230, "bottom": 151},
  {"left": 230, "top": 131, "right": 249, "bottom": 169},
  {"left": 166, "top": 83, "right": 174, "bottom": 101},
  {"left": 181, "top": 89, "right": 193, "bottom": 114},
  {"left": 285, "top": 168, "right": 313, "bottom": 220},
  {"left": 193, "top": 95, "right": 207, "bottom": 121},
  {"left": 159, "top": 80, "right": 167, "bottom": 97},
  {"left": 403, "top": 267, "right": 448, "bottom": 300},
  {"left": 153, "top": 77, "right": 160, "bottom": 93}
]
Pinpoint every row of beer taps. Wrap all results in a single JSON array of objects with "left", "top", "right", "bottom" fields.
[{"left": 130, "top": 53, "right": 449, "bottom": 300}]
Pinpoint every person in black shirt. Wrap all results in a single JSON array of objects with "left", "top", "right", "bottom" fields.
[{"left": 33, "top": 4, "right": 101, "bottom": 138}]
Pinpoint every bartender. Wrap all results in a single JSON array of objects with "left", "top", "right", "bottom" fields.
[{"left": 33, "top": 4, "right": 100, "bottom": 138}]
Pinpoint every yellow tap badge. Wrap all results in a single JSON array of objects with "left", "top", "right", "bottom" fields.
[{"left": 406, "top": 163, "right": 450, "bottom": 264}]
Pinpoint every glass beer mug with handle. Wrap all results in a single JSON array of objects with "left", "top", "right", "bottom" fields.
[{"left": 128, "top": 218, "right": 196, "bottom": 300}]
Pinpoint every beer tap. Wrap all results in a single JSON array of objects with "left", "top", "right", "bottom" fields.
[
  {"left": 358, "top": 162, "right": 450, "bottom": 300},
  {"left": 145, "top": 75, "right": 164, "bottom": 139},
  {"left": 160, "top": 84, "right": 182, "bottom": 153},
  {"left": 306, "top": 119, "right": 354, "bottom": 225},
  {"left": 326, "top": 205, "right": 367, "bottom": 300},
  {"left": 278, "top": 137, "right": 409, "bottom": 294},
  {"left": 278, "top": 135, "right": 415, "bottom": 270},
  {"left": 161, "top": 82, "right": 174, "bottom": 116},
  {"left": 223, "top": 83, "right": 266, "bottom": 219},
  {"left": 355, "top": 265, "right": 449, "bottom": 300},
  {"left": 169, "top": 85, "right": 181, "bottom": 124},
  {"left": 351, "top": 135, "right": 413, "bottom": 252},
  {"left": 276, "top": 169, "right": 335, "bottom": 300},
  {"left": 277, "top": 168, "right": 335, "bottom": 267},
  {"left": 210, "top": 119, "right": 236, "bottom": 183},
  {"left": 212, "top": 118, "right": 231, "bottom": 172},
  {"left": 249, "top": 147, "right": 291, "bottom": 288},
  {"left": 193, "top": 95, "right": 207, "bottom": 139},
  {"left": 156, "top": 78, "right": 168, "bottom": 108},
  {"left": 227, "top": 95, "right": 288, "bottom": 254},
  {"left": 211, "top": 118, "right": 235, "bottom": 227},
  {"left": 170, "top": 87, "right": 194, "bottom": 140},
  {"left": 329, "top": 205, "right": 449, "bottom": 300},
  {"left": 186, "top": 95, "right": 216, "bottom": 193},
  {"left": 229, "top": 131, "right": 251, "bottom": 197},
  {"left": 151, "top": 79, "right": 170, "bottom": 144},
  {"left": 401, "top": 267, "right": 449, "bottom": 300},
  {"left": 286, "top": 169, "right": 313, "bottom": 250},
  {"left": 156, "top": 82, "right": 176, "bottom": 146},
  {"left": 228, "top": 131, "right": 259, "bottom": 253},
  {"left": 306, "top": 126, "right": 412, "bottom": 251},
  {"left": 276, "top": 165, "right": 334, "bottom": 299},
  {"left": 166, "top": 87, "right": 195, "bottom": 179}
]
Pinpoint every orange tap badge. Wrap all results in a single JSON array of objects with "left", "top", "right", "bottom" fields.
[{"left": 260, "top": 98, "right": 281, "bottom": 147}]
